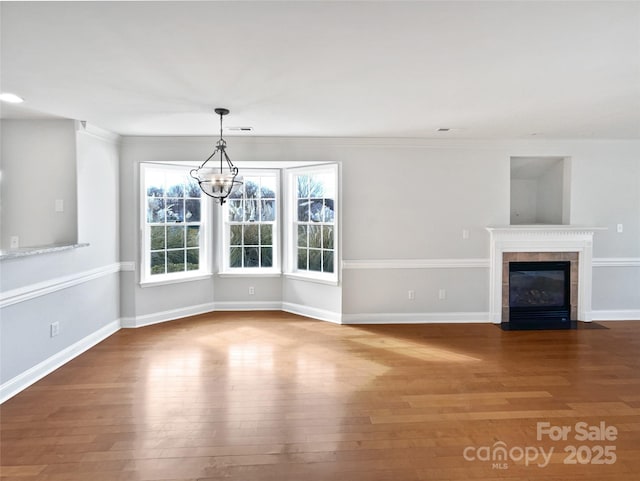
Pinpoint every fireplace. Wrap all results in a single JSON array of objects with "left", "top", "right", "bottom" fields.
[
  {"left": 509, "top": 261, "right": 571, "bottom": 328},
  {"left": 486, "top": 226, "right": 604, "bottom": 324}
]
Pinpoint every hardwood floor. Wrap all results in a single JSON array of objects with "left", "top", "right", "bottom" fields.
[{"left": 2, "top": 311, "right": 640, "bottom": 480}]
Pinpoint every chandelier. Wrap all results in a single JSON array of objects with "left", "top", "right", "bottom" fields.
[{"left": 190, "top": 108, "right": 242, "bottom": 204}]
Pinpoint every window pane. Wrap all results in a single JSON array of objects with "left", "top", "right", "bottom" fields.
[
  {"left": 229, "top": 199, "right": 243, "bottom": 222},
  {"left": 150, "top": 251, "right": 165, "bottom": 275},
  {"left": 244, "top": 198, "right": 259, "bottom": 222},
  {"left": 165, "top": 172, "right": 185, "bottom": 197},
  {"left": 244, "top": 224, "right": 259, "bottom": 245},
  {"left": 309, "top": 249, "right": 322, "bottom": 271},
  {"left": 150, "top": 226, "right": 165, "bottom": 250},
  {"left": 244, "top": 247, "right": 259, "bottom": 267},
  {"left": 297, "top": 248, "right": 308, "bottom": 270},
  {"left": 166, "top": 199, "right": 184, "bottom": 222},
  {"left": 260, "top": 224, "right": 272, "bottom": 245},
  {"left": 315, "top": 172, "right": 335, "bottom": 198},
  {"left": 230, "top": 247, "right": 242, "bottom": 268},
  {"left": 167, "top": 250, "right": 185, "bottom": 272},
  {"left": 167, "top": 226, "right": 185, "bottom": 249},
  {"left": 261, "top": 247, "right": 273, "bottom": 268},
  {"left": 230, "top": 225, "right": 242, "bottom": 246},
  {"left": 261, "top": 200, "right": 275, "bottom": 221},
  {"left": 308, "top": 175, "right": 325, "bottom": 197},
  {"left": 186, "top": 178, "right": 201, "bottom": 198},
  {"left": 297, "top": 175, "right": 310, "bottom": 198},
  {"left": 229, "top": 185, "right": 243, "bottom": 200},
  {"left": 245, "top": 179, "right": 260, "bottom": 200},
  {"left": 297, "top": 225, "right": 307, "bottom": 247},
  {"left": 261, "top": 177, "right": 276, "bottom": 198},
  {"left": 322, "top": 225, "right": 334, "bottom": 249},
  {"left": 297, "top": 199, "right": 309, "bottom": 221},
  {"left": 185, "top": 199, "right": 200, "bottom": 222},
  {"left": 146, "top": 170, "right": 165, "bottom": 197},
  {"left": 323, "top": 199, "right": 335, "bottom": 222},
  {"left": 310, "top": 199, "right": 323, "bottom": 222},
  {"left": 186, "top": 226, "right": 200, "bottom": 248},
  {"left": 186, "top": 248, "right": 199, "bottom": 270},
  {"left": 309, "top": 225, "right": 321, "bottom": 249},
  {"left": 147, "top": 198, "right": 165, "bottom": 223},
  {"left": 323, "top": 250, "right": 334, "bottom": 273}
]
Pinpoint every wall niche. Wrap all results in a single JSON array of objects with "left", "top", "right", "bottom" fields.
[{"left": 510, "top": 156, "right": 571, "bottom": 225}]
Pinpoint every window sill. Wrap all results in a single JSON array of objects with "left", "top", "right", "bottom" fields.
[
  {"left": 140, "top": 272, "right": 213, "bottom": 288},
  {"left": 217, "top": 270, "right": 282, "bottom": 278},
  {"left": 283, "top": 272, "right": 339, "bottom": 286}
]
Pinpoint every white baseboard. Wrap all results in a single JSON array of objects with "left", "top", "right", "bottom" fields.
[
  {"left": 123, "top": 301, "right": 340, "bottom": 326},
  {"left": 120, "top": 302, "right": 216, "bottom": 328},
  {"left": 591, "top": 310, "right": 640, "bottom": 321},
  {"left": 214, "top": 301, "right": 281, "bottom": 311},
  {"left": 0, "top": 320, "right": 120, "bottom": 404},
  {"left": 341, "top": 311, "right": 491, "bottom": 324},
  {"left": 282, "top": 302, "right": 343, "bottom": 324}
]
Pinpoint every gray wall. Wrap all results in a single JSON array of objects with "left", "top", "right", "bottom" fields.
[
  {"left": 537, "top": 160, "right": 564, "bottom": 224},
  {"left": 0, "top": 120, "right": 78, "bottom": 249},
  {"left": 571, "top": 148, "right": 640, "bottom": 257},
  {"left": 1, "top": 131, "right": 638, "bottom": 390},
  {"left": 120, "top": 137, "right": 640, "bottom": 321},
  {"left": 511, "top": 179, "right": 538, "bottom": 224},
  {"left": 0, "top": 123, "right": 120, "bottom": 384}
]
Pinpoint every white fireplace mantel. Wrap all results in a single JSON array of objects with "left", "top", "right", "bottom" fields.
[{"left": 486, "top": 225, "right": 606, "bottom": 324}]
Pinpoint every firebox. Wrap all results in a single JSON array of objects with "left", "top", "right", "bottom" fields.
[{"left": 509, "top": 261, "right": 571, "bottom": 328}]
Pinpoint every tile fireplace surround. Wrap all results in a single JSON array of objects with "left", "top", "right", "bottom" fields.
[{"left": 487, "top": 226, "right": 606, "bottom": 324}]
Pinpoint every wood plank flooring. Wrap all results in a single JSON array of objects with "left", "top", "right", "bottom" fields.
[{"left": 2, "top": 311, "right": 640, "bottom": 480}]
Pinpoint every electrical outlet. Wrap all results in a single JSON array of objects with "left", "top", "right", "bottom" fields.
[
  {"left": 55, "top": 199, "right": 64, "bottom": 212},
  {"left": 408, "top": 290, "right": 415, "bottom": 300},
  {"left": 50, "top": 322, "right": 60, "bottom": 337},
  {"left": 248, "top": 286, "right": 255, "bottom": 296},
  {"left": 438, "top": 289, "right": 447, "bottom": 300},
  {"left": 10, "top": 236, "right": 19, "bottom": 249}
]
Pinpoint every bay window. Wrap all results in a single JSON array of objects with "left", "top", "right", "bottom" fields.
[{"left": 140, "top": 162, "right": 338, "bottom": 286}]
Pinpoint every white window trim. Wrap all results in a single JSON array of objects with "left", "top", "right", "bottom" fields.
[
  {"left": 140, "top": 273, "right": 212, "bottom": 288},
  {"left": 140, "top": 163, "right": 212, "bottom": 285},
  {"left": 218, "top": 169, "right": 281, "bottom": 275},
  {"left": 285, "top": 163, "right": 339, "bottom": 284},
  {"left": 283, "top": 272, "right": 340, "bottom": 286}
]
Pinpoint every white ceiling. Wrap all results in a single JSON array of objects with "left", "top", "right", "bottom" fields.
[{"left": 1, "top": 1, "right": 639, "bottom": 139}]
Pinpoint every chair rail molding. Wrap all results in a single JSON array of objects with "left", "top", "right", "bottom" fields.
[{"left": 0, "top": 262, "right": 122, "bottom": 308}]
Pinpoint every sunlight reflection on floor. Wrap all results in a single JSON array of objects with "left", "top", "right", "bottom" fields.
[{"left": 351, "top": 337, "right": 481, "bottom": 362}]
